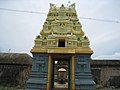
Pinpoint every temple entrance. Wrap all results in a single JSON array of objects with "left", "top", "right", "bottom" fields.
[
  {"left": 27, "top": 3, "right": 94, "bottom": 90},
  {"left": 51, "top": 55, "right": 71, "bottom": 90}
]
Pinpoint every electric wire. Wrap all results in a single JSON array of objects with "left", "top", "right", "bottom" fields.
[
  {"left": 0, "top": 7, "right": 46, "bottom": 14},
  {"left": 0, "top": 7, "right": 120, "bottom": 23}
]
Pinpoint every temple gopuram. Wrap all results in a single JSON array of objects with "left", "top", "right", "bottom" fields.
[{"left": 27, "top": 3, "right": 95, "bottom": 90}]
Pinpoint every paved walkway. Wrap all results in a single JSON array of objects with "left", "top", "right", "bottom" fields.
[{"left": 54, "top": 82, "right": 68, "bottom": 88}]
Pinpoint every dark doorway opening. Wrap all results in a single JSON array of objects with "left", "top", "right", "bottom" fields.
[
  {"left": 58, "top": 39, "right": 65, "bottom": 47},
  {"left": 51, "top": 55, "right": 70, "bottom": 90}
]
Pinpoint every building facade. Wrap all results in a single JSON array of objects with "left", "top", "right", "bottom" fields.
[{"left": 27, "top": 4, "right": 95, "bottom": 90}]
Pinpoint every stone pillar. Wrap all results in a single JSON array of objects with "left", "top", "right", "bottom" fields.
[
  {"left": 47, "top": 55, "right": 52, "bottom": 90},
  {"left": 71, "top": 56, "right": 75, "bottom": 90}
]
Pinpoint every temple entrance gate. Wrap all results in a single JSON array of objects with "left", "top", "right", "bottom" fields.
[
  {"left": 46, "top": 55, "right": 75, "bottom": 90},
  {"left": 27, "top": 3, "right": 95, "bottom": 90},
  {"left": 51, "top": 55, "right": 71, "bottom": 90}
]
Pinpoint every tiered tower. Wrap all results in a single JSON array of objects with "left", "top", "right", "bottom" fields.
[{"left": 27, "top": 3, "right": 95, "bottom": 90}]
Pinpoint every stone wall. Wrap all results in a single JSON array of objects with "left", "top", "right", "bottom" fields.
[
  {"left": 91, "top": 60, "right": 120, "bottom": 87},
  {"left": 100, "top": 66, "right": 120, "bottom": 86},
  {"left": 0, "top": 53, "right": 32, "bottom": 88}
]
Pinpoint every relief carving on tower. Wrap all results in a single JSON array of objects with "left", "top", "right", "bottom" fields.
[{"left": 31, "top": 3, "right": 92, "bottom": 54}]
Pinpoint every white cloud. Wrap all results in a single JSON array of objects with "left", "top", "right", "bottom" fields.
[{"left": 93, "top": 52, "right": 120, "bottom": 60}]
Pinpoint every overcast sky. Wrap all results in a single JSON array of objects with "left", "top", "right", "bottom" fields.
[{"left": 0, "top": 0, "right": 120, "bottom": 59}]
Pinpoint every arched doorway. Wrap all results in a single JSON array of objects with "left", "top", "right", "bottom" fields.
[{"left": 58, "top": 68, "right": 67, "bottom": 84}]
